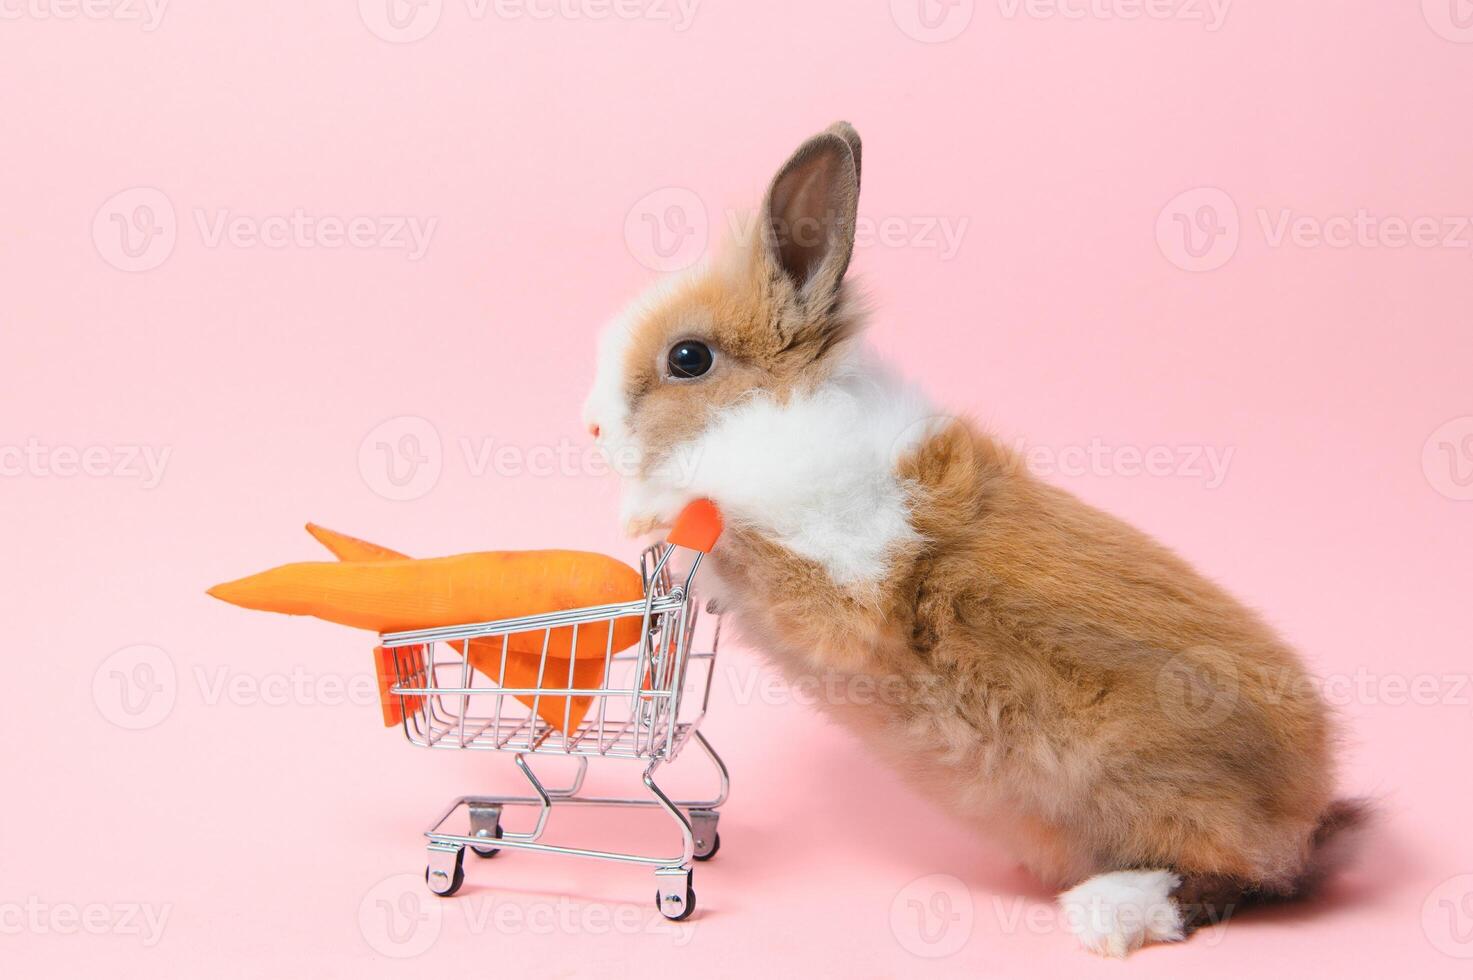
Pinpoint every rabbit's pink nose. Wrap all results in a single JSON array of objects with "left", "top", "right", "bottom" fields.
[{"left": 588, "top": 423, "right": 601, "bottom": 439}]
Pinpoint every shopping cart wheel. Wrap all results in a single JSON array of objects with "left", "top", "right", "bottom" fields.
[
  {"left": 693, "top": 832, "right": 720, "bottom": 861},
  {"left": 655, "top": 869, "right": 696, "bottom": 921},
  {"left": 468, "top": 802, "right": 503, "bottom": 858},
  {"left": 689, "top": 810, "right": 720, "bottom": 861},
  {"left": 471, "top": 824, "right": 503, "bottom": 859},
  {"left": 425, "top": 845, "right": 466, "bottom": 897}
]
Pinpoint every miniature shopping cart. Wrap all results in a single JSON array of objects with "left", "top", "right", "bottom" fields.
[{"left": 373, "top": 500, "right": 727, "bottom": 921}]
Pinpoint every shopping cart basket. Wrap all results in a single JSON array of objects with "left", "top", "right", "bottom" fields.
[{"left": 374, "top": 500, "right": 727, "bottom": 921}]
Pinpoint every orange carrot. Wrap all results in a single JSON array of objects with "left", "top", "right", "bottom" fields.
[
  {"left": 371, "top": 641, "right": 610, "bottom": 734},
  {"left": 305, "top": 522, "right": 407, "bottom": 562},
  {"left": 373, "top": 644, "right": 425, "bottom": 727},
  {"left": 253, "top": 527, "right": 639, "bottom": 725},
  {"left": 207, "top": 550, "right": 643, "bottom": 644}
]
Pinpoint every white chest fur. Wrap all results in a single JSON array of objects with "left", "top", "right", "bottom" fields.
[{"left": 636, "top": 347, "right": 939, "bottom": 589}]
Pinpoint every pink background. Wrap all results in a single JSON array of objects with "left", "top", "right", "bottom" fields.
[{"left": 3, "top": 2, "right": 1472, "bottom": 976}]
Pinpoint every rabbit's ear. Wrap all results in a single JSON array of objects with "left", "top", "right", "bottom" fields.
[
  {"left": 758, "top": 123, "right": 861, "bottom": 309},
  {"left": 824, "top": 121, "right": 862, "bottom": 192}
]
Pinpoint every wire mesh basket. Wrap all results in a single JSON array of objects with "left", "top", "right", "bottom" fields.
[{"left": 373, "top": 500, "right": 728, "bottom": 920}]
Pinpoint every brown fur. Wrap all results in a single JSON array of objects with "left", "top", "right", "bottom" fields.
[
  {"left": 615, "top": 126, "right": 869, "bottom": 491},
  {"left": 712, "top": 421, "right": 1341, "bottom": 890},
  {"left": 594, "top": 122, "right": 1363, "bottom": 931}
]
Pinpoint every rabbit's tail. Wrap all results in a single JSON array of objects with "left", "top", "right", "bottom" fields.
[
  {"left": 1171, "top": 798, "right": 1375, "bottom": 931},
  {"left": 1297, "top": 796, "right": 1376, "bottom": 894}
]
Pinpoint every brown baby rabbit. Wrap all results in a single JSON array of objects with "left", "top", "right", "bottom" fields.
[{"left": 584, "top": 122, "right": 1365, "bottom": 956}]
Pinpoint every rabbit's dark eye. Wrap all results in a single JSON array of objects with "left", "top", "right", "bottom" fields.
[{"left": 667, "top": 340, "right": 714, "bottom": 380}]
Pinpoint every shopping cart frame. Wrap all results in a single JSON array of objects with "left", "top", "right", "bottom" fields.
[{"left": 376, "top": 503, "right": 726, "bottom": 920}]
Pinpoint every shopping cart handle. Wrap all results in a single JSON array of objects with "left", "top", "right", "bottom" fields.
[{"left": 667, "top": 498, "right": 723, "bottom": 553}]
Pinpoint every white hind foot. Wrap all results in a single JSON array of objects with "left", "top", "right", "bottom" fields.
[{"left": 1058, "top": 869, "right": 1186, "bottom": 957}]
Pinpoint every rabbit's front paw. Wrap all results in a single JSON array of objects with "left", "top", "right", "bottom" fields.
[{"left": 623, "top": 514, "right": 666, "bottom": 538}]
